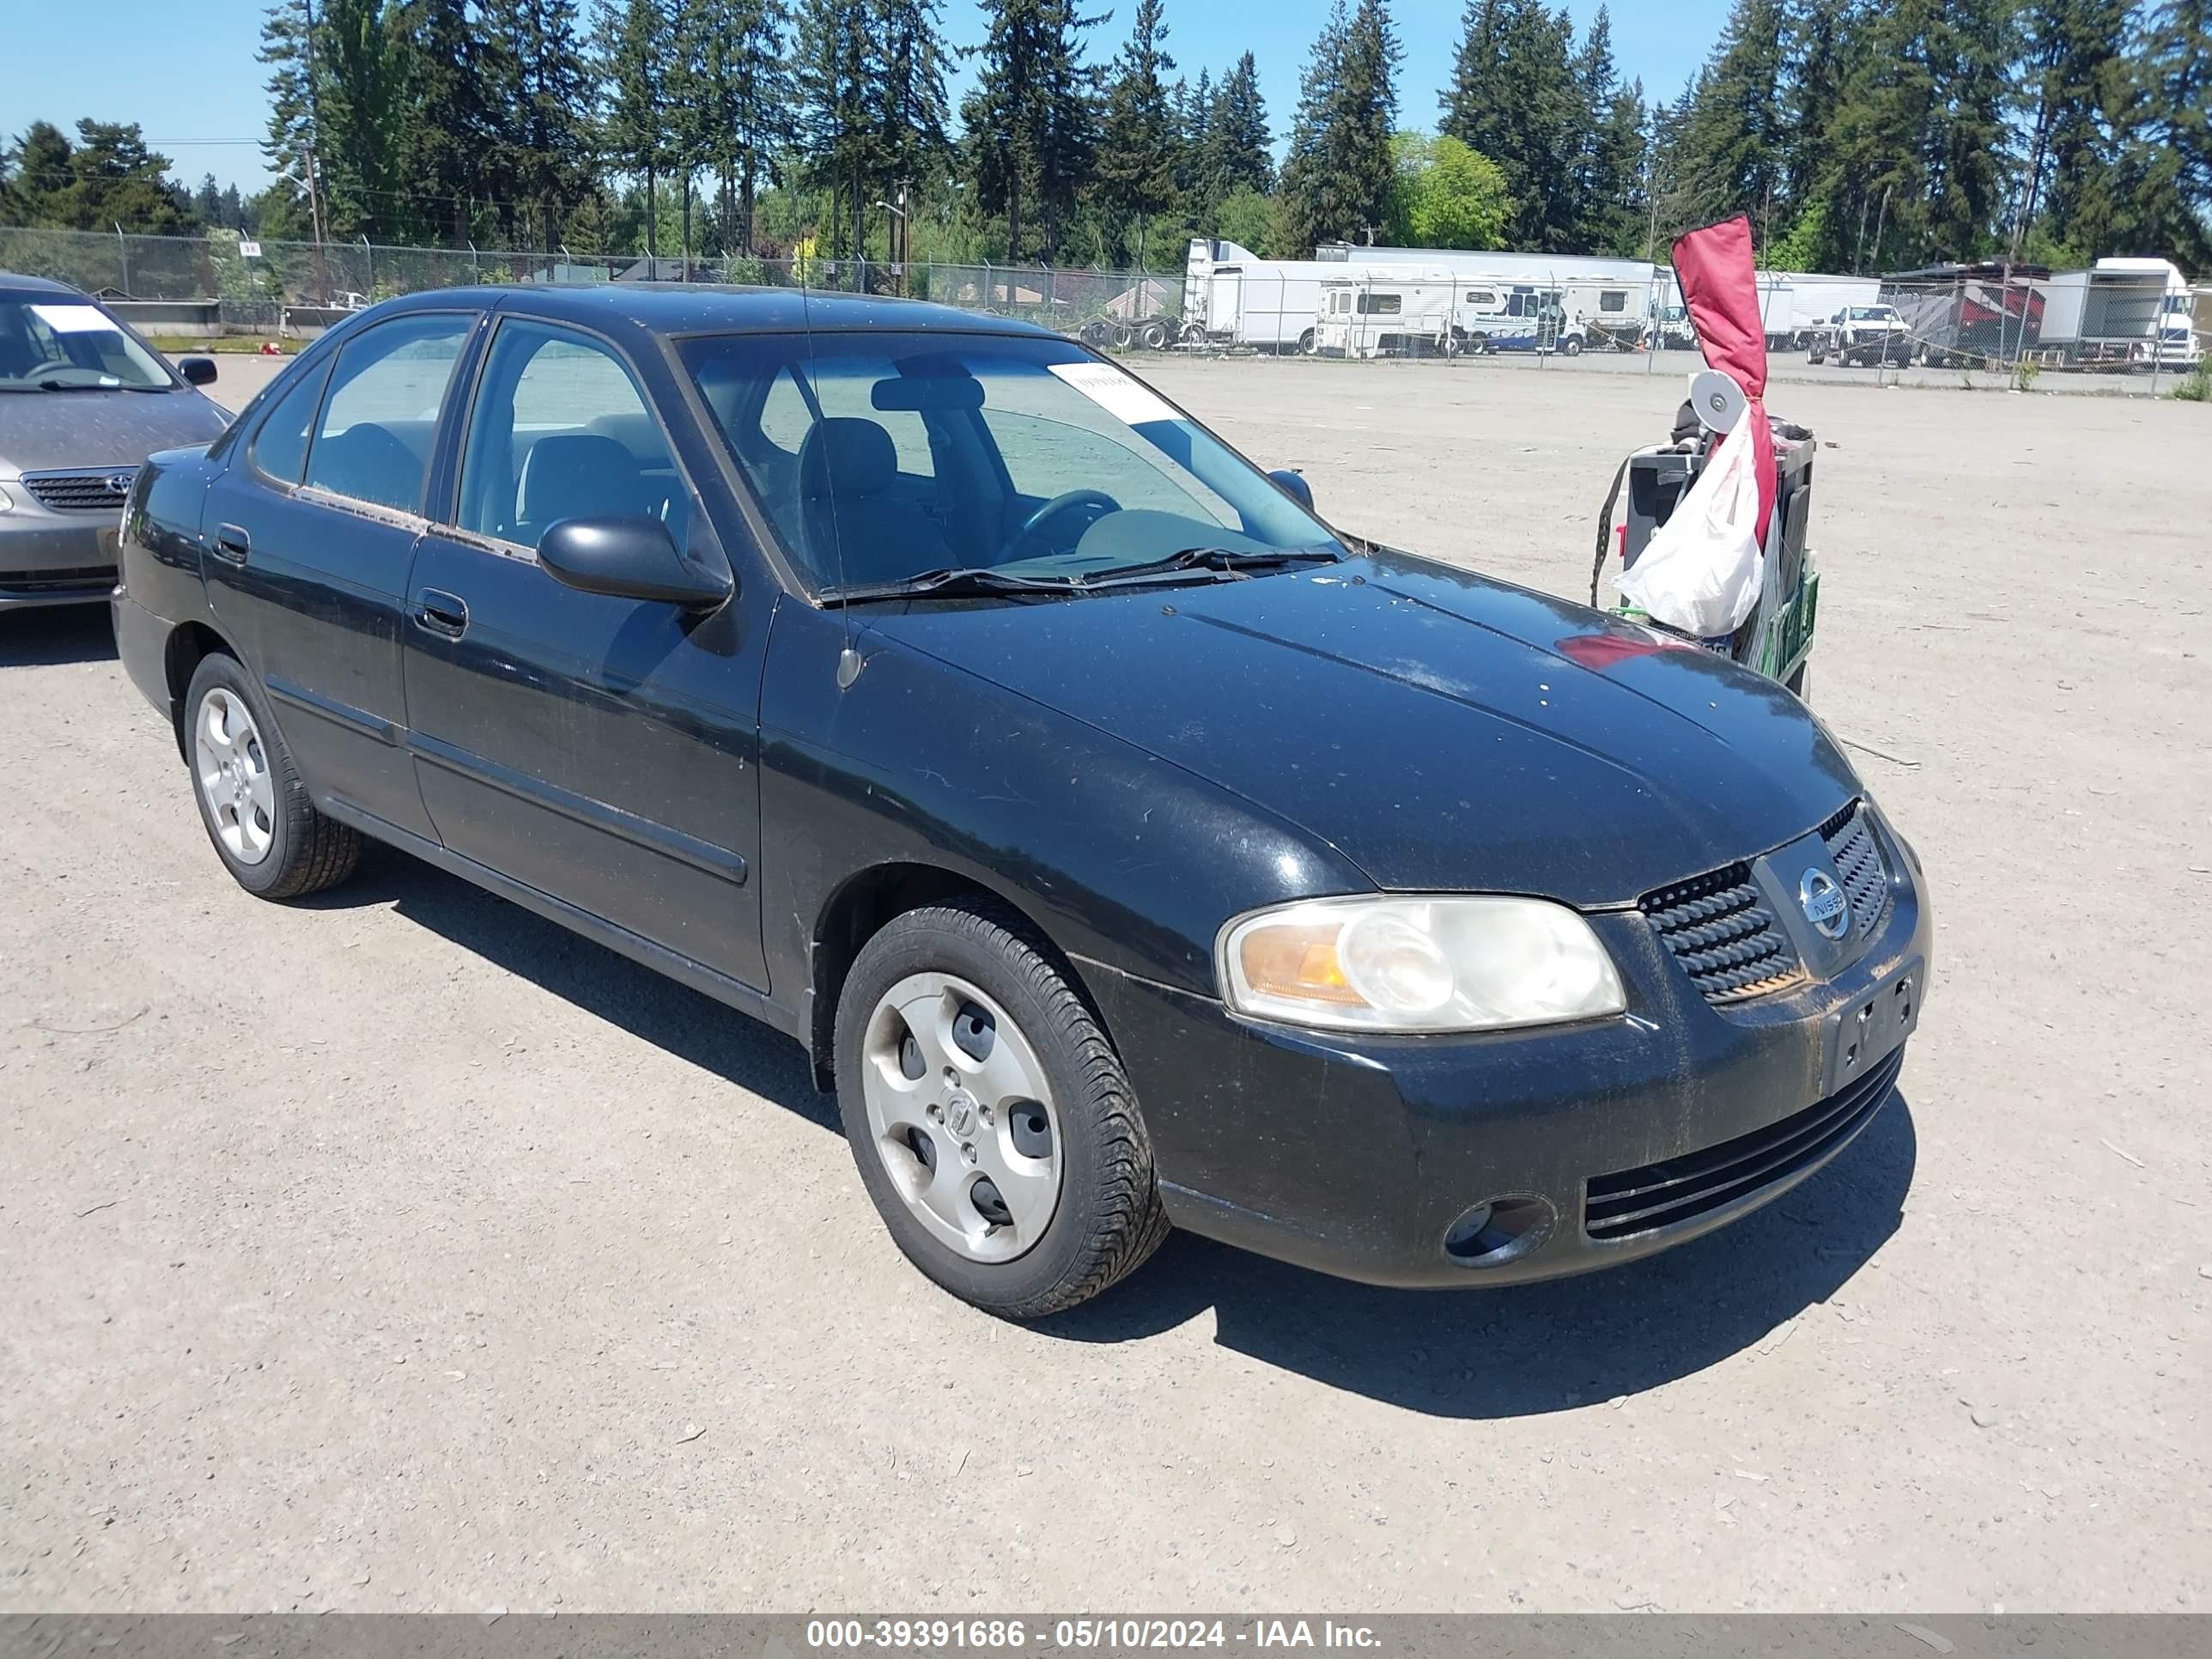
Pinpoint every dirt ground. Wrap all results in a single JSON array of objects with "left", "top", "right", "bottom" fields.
[{"left": 3, "top": 356, "right": 2208, "bottom": 1613}]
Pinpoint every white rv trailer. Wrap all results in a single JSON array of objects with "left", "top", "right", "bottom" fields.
[
  {"left": 1316, "top": 269, "right": 1600, "bottom": 356},
  {"left": 1328, "top": 245, "right": 1657, "bottom": 344},
  {"left": 1186, "top": 238, "right": 1661, "bottom": 350},
  {"left": 1311, "top": 269, "right": 1460, "bottom": 356}
]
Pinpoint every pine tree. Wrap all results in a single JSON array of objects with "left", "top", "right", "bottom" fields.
[
  {"left": 795, "top": 0, "right": 872, "bottom": 262},
  {"left": 595, "top": 0, "right": 677, "bottom": 257},
  {"left": 680, "top": 0, "right": 795, "bottom": 256},
  {"left": 2126, "top": 0, "right": 2211, "bottom": 261},
  {"left": 1674, "top": 0, "right": 1788, "bottom": 246},
  {"left": 1094, "top": 0, "right": 1177, "bottom": 264},
  {"left": 2012, "top": 0, "right": 2133, "bottom": 260},
  {"left": 402, "top": 0, "right": 499, "bottom": 245},
  {"left": 1281, "top": 0, "right": 1398, "bottom": 252},
  {"left": 871, "top": 0, "right": 955, "bottom": 261},
  {"left": 1200, "top": 52, "right": 1273, "bottom": 204},
  {"left": 961, "top": 0, "right": 1101, "bottom": 263},
  {"left": 1571, "top": 9, "right": 1646, "bottom": 254},
  {"left": 482, "top": 0, "right": 597, "bottom": 247},
  {"left": 1440, "top": 0, "right": 1578, "bottom": 251}
]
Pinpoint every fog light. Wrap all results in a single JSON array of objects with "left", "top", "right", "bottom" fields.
[
  {"left": 1442, "top": 1203, "right": 1494, "bottom": 1259},
  {"left": 1441, "top": 1195, "right": 1557, "bottom": 1268}
]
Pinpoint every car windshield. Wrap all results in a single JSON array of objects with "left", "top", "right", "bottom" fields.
[
  {"left": 1848, "top": 307, "right": 1897, "bottom": 321},
  {"left": 679, "top": 330, "right": 1342, "bottom": 593},
  {"left": 0, "top": 294, "right": 172, "bottom": 390}
]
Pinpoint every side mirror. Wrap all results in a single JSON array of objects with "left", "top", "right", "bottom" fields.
[
  {"left": 1268, "top": 467, "right": 1314, "bottom": 510},
  {"left": 538, "top": 515, "right": 733, "bottom": 609},
  {"left": 178, "top": 356, "right": 218, "bottom": 386}
]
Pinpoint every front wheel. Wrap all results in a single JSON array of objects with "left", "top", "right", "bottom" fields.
[
  {"left": 1560, "top": 334, "right": 1583, "bottom": 357},
  {"left": 1297, "top": 328, "right": 1317, "bottom": 356},
  {"left": 835, "top": 902, "right": 1170, "bottom": 1318},
  {"left": 183, "top": 653, "right": 361, "bottom": 899}
]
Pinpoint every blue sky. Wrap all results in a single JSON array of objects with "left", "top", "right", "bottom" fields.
[{"left": 4, "top": 0, "right": 1727, "bottom": 198}]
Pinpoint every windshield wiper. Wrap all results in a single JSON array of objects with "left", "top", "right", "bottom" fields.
[
  {"left": 33, "top": 379, "right": 119, "bottom": 392},
  {"left": 818, "top": 566, "right": 1083, "bottom": 607},
  {"left": 1075, "top": 544, "right": 1345, "bottom": 586}
]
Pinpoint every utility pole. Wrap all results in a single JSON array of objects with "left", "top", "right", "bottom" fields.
[{"left": 300, "top": 0, "right": 331, "bottom": 301}]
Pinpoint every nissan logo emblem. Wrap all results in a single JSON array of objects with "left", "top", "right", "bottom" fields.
[{"left": 1799, "top": 868, "right": 1850, "bottom": 940}]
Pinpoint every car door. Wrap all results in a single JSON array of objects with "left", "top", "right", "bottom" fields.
[
  {"left": 401, "top": 313, "right": 770, "bottom": 991},
  {"left": 202, "top": 310, "right": 480, "bottom": 843}
]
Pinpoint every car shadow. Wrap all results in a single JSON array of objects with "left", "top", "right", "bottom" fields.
[
  {"left": 0, "top": 606, "right": 118, "bottom": 665},
  {"left": 311, "top": 841, "right": 1915, "bottom": 1416},
  {"left": 1039, "top": 1095, "right": 1918, "bottom": 1419},
  {"left": 311, "top": 842, "right": 835, "bottom": 1132}
]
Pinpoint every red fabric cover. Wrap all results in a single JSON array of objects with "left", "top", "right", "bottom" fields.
[{"left": 1671, "top": 216, "right": 1777, "bottom": 541}]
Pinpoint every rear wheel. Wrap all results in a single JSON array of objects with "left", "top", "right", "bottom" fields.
[
  {"left": 1137, "top": 318, "right": 1169, "bottom": 350},
  {"left": 1297, "top": 327, "right": 1317, "bottom": 356},
  {"left": 835, "top": 902, "right": 1170, "bottom": 1318},
  {"left": 183, "top": 653, "right": 360, "bottom": 900}
]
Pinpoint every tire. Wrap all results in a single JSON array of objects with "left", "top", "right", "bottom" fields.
[
  {"left": 834, "top": 901, "right": 1170, "bottom": 1319},
  {"left": 1466, "top": 331, "right": 1488, "bottom": 354},
  {"left": 1138, "top": 319, "right": 1169, "bottom": 350},
  {"left": 182, "top": 653, "right": 360, "bottom": 900},
  {"left": 1808, "top": 344, "right": 1825, "bottom": 364},
  {"left": 1297, "top": 328, "right": 1317, "bottom": 356},
  {"left": 1561, "top": 334, "right": 1583, "bottom": 357},
  {"left": 1437, "top": 331, "right": 1462, "bottom": 359}
]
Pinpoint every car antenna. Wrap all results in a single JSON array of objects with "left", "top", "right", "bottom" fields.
[{"left": 799, "top": 274, "right": 863, "bottom": 689}]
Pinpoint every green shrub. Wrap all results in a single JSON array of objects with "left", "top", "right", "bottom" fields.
[{"left": 2173, "top": 364, "right": 2211, "bottom": 403}]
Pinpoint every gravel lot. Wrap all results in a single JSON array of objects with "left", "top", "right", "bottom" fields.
[{"left": 3, "top": 354, "right": 2208, "bottom": 1613}]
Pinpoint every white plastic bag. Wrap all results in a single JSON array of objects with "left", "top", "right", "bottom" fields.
[{"left": 1617, "top": 408, "right": 1764, "bottom": 638}]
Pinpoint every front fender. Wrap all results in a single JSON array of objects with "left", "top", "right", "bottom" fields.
[{"left": 756, "top": 600, "right": 1372, "bottom": 1006}]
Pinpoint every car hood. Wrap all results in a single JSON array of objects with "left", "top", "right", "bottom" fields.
[
  {"left": 871, "top": 550, "right": 1862, "bottom": 907},
  {"left": 0, "top": 388, "right": 231, "bottom": 477}
]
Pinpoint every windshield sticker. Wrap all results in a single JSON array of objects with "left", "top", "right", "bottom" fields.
[
  {"left": 28, "top": 303, "right": 118, "bottom": 335},
  {"left": 1048, "top": 361, "right": 1180, "bottom": 428}
]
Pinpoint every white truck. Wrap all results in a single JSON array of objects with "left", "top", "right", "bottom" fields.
[{"left": 1804, "top": 303, "right": 1911, "bottom": 366}]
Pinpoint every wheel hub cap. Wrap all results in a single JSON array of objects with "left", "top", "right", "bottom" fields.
[{"left": 860, "top": 972, "right": 1064, "bottom": 1265}]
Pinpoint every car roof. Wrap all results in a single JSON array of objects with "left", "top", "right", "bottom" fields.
[
  {"left": 375, "top": 281, "right": 1057, "bottom": 339},
  {"left": 0, "top": 272, "right": 86, "bottom": 299}
]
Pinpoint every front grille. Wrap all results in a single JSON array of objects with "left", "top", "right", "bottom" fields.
[
  {"left": 1640, "top": 864, "right": 1801, "bottom": 1003},
  {"left": 0, "top": 565, "right": 117, "bottom": 595},
  {"left": 21, "top": 468, "right": 135, "bottom": 512},
  {"left": 1819, "top": 800, "right": 1890, "bottom": 940},
  {"left": 1583, "top": 1046, "right": 1904, "bottom": 1241}
]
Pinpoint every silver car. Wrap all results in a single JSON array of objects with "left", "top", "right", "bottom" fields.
[{"left": 1, "top": 274, "right": 234, "bottom": 611}]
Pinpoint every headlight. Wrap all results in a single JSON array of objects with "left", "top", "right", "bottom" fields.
[{"left": 1217, "top": 895, "right": 1626, "bottom": 1033}]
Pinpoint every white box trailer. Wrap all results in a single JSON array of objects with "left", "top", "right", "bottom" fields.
[
  {"left": 1184, "top": 239, "right": 1357, "bottom": 352},
  {"left": 2031, "top": 259, "right": 2189, "bottom": 368}
]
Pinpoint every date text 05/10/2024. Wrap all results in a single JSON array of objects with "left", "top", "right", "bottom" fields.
[{"left": 803, "top": 1621, "right": 1382, "bottom": 1651}]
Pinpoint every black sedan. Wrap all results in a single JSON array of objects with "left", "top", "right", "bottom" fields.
[{"left": 113, "top": 284, "right": 1929, "bottom": 1317}]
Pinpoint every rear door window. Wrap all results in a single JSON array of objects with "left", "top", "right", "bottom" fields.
[{"left": 303, "top": 313, "right": 471, "bottom": 514}]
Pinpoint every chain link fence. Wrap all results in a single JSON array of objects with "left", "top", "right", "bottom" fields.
[
  {"left": 0, "top": 226, "right": 1183, "bottom": 347},
  {"left": 1181, "top": 261, "right": 2209, "bottom": 394},
  {"left": 6, "top": 226, "right": 2203, "bottom": 392}
]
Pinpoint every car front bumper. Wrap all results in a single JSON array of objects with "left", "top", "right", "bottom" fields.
[
  {"left": 1, "top": 488, "right": 121, "bottom": 610},
  {"left": 1085, "top": 821, "right": 1932, "bottom": 1289}
]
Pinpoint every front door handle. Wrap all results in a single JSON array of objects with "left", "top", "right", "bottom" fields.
[
  {"left": 413, "top": 588, "right": 469, "bottom": 639},
  {"left": 212, "top": 523, "right": 251, "bottom": 564}
]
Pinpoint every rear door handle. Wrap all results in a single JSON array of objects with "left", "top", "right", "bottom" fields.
[
  {"left": 413, "top": 588, "right": 469, "bottom": 639},
  {"left": 212, "top": 523, "right": 251, "bottom": 564}
]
